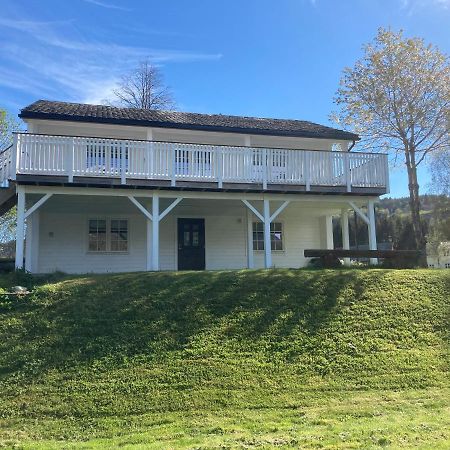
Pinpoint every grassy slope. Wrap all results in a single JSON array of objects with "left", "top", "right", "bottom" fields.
[{"left": 0, "top": 269, "right": 448, "bottom": 449}]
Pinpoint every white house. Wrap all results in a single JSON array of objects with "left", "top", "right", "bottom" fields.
[
  {"left": 0, "top": 100, "right": 389, "bottom": 273},
  {"left": 427, "top": 242, "right": 450, "bottom": 269}
]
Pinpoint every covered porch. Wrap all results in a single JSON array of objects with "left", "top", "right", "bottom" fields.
[{"left": 16, "top": 185, "right": 379, "bottom": 273}]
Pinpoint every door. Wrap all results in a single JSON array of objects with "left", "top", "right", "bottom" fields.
[{"left": 177, "top": 218, "right": 205, "bottom": 270}]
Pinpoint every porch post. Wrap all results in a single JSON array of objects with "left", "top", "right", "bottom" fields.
[
  {"left": 263, "top": 199, "right": 272, "bottom": 268},
  {"left": 146, "top": 202, "right": 152, "bottom": 271},
  {"left": 15, "top": 186, "right": 25, "bottom": 270},
  {"left": 341, "top": 208, "right": 350, "bottom": 266},
  {"left": 25, "top": 211, "right": 39, "bottom": 273},
  {"left": 152, "top": 192, "right": 160, "bottom": 271},
  {"left": 246, "top": 208, "right": 254, "bottom": 269},
  {"left": 325, "top": 215, "right": 334, "bottom": 250},
  {"left": 367, "top": 199, "right": 378, "bottom": 265}
]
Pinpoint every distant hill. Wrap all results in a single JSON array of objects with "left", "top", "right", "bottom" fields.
[
  {"left": 379, "top": 194, "right": 450, "bottom": 218},
  {"left": 334, "top": 194, "right": 450, "bottom": 250}
]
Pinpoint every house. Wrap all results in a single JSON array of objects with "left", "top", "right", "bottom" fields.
[
  {"left": 0, "top": 100, "right": 389, "bottom": 273},
  {"left": 427, "top": 242, "right": 450, "bottom": 269}
]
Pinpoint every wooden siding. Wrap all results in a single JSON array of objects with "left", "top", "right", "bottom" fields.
[{"left": 33, "top": 195, "right": 330, "bottom": 273}]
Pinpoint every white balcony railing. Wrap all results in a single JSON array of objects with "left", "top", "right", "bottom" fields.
[{"left": 2, "top": 133, "right": 389, "bottom": 192}]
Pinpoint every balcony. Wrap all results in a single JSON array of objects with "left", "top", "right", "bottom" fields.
[{"left": 0, "top": 133, "right": 389, "bottom": 194}]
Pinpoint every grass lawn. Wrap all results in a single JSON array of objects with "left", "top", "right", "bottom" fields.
[{"left": 0, "top": 269, "right": 448, "bottom": 449}]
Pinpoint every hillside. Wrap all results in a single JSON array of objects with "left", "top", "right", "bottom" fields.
[
  {"left": 0, "top": 269, "right": 449, "bottom": 449},
  {"left": 333, "top": 194, "right": 450, "bottom": 250}
]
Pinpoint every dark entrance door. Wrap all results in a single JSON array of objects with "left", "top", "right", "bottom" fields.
[{"left": 177, "top": 218, "right": 205, "bottom": 270}]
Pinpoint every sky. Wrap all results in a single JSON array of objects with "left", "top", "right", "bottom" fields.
[{"left": 1, "top": 0, "right": 449, "bottom": 198}]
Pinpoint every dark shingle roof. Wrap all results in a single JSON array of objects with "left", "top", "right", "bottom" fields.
[{"left": 19, "top": 100, "right": 359, "bottom": 141}]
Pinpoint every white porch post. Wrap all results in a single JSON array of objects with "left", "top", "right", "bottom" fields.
[
  {"left": 242, "top": 198, "right": 289, "bottom": 270},
  {"left": 25, "top": 211, "right": 40, "bottom": 273},
  {"left": 341, "top": 208, "right": 350, "bottom": 266},
  {"left": 15, "top": 186, "right": 25, "bottom": 270},
  {"left": 367, "top": 199, "right": 378, "bottom": 265},
  {"left": 152, "top": 192, "right": 160, "bottom": 271},
  {"left": 325, "top": 215, "right": 334, "bottom": 250},
  {"left": 128, "top": 194, "right": 181, "bottom": 272},
  {"left": 263, "top": 199, "right": 272, "bottom": 268},
  {"left": 146, "top": 200, "right": 152, "bottom": 271},
  {"left": 246, "top": 208, "right": 254, "bottom": 269}
]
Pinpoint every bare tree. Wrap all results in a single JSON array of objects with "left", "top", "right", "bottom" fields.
[
  {"left": 112, "top": 60, "right": 175, "bottom": 110},
  {"left": 333, "top": 28, "right": 450, "bottom": 263}
]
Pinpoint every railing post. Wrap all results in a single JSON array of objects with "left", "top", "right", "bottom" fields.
[
  {"left": 10, "top": 134, "right": 18, "bottom": 181},
  {"left": 344, "top": 152, "right": 351, "bottom": 192},
  {"left": 262, "top": 149, "right": 268, "bottom": 190},
  {"left": 305, "top": 151, "right": 310, "bottom": 191},
  {"left": 66, "top": 137, "right": 74, "bottom": 183},
  {"left": 217, "top": 147, "right": 223, "bottom": 189},
  {"left": 121, "top": 143, "right": 126, "bottom": 185},
  {"left": 146, "top": 141, "right": 152, "bottom": 179},
  {"left": 171, "top": 145, "right": 176, "bottom": 187}
]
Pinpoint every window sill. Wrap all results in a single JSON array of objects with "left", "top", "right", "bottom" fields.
[{"left": 86, "top": 251, "right": 130, "bottom": 255}]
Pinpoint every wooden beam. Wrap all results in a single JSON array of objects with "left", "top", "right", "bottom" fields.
[
  {"left": 159, "top": 197, "right": 183, "bottom": 221},
  {"left": 348, "top": 201, "right": 370, "bottom": 225},
  {"left": 24, "top": 193, "right": 53, "bottom": 219},
  {"left": 128, "top": 195, "right": 153, "bottom": 221},
  {"left": 23, "top": 184, "right": 379, "bottom": 205},
  {"left": 242, "top": 200, "right": 264, "bottom": 221},
  {"left": 269, "top": 200, "right": 290, "bottom": 223},
  {"left": 304, "top": 249, "right": 421, "bottom": 258}
]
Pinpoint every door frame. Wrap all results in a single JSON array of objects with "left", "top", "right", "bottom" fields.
[{"left": 176, "top": 217, "right": 206, "bottom": 270}]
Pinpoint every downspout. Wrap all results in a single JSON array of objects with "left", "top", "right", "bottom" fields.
[{"left": 348, "top": 140, "right": 356, "bottom": 152}]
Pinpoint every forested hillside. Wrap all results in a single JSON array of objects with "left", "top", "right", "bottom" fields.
[{"left": 334, "top": 194, "right": 450, "bottom": 251}]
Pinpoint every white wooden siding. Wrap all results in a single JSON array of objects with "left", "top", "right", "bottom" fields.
[
  {"left": 33, "top": 195, "right": 332, "bottom": 274},
  {"left": 27, "top": 119, "right": 346, "bottom": 153}
]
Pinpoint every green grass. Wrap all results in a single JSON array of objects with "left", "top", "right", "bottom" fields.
[{"left": 0, "top": 269, "right": 448, "bottom": 449}]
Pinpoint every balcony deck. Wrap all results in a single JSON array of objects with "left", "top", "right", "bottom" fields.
[{"left": 1, "top": 133, "right": 389, "bottom": 195}]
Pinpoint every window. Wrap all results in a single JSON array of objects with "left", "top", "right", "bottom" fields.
[
  {"left": 88, "top": 218, "right": 128, "bottom": 252},
  {"left": 88, "top": 219, "right": 107, "bottom": 252},
  {"left": 252, "top": 222, "right": 283, "bottom": 251},
  {"left": 110, "top": 219, "right": 128, "bottom": 252}
]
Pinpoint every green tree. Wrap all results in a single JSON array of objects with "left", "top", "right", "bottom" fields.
[
  {"left": 430, "top": 150, "right": 450, "bottom": 195},
  {"left": 0, "top": 108, "right": 19, "bottom": 151},
  {"left": 333, "top": 28, "right": 450, "bottom": 265}
]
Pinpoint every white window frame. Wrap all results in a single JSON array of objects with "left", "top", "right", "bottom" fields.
[
  {"left": 252, "top": 221, "right": 284, "bottom": 252},
  {"left": 87, "top": 217, "right": 129, "bottom": 253}
]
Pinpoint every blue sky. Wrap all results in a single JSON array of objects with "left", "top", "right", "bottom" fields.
[{"left": 1, "top": 0, "right": 449, "bottom": 198}]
